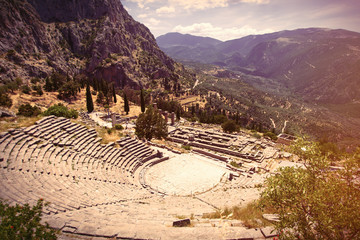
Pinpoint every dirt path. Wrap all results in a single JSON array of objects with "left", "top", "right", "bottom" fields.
[
  {"left": 282, "top": 120, "right": 288, "bottom": 133},
  {"left": 270, "top": 118, "right": 276, "bottom": 129}
]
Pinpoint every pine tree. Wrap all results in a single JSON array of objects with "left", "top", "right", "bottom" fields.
[
  {"left": 113, "top": 85, "right": 117, "bottom": 103},
  {"left": 124, "top": 93, "right": 129, "bottom": 115},
  {"left": 140, "top": 89, "right": 145, "bottom": 113},
  {"left": 86, "top": 83, "right": 94, "bottom": 113}
]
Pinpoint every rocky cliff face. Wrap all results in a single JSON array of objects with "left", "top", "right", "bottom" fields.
[{"left": 0, "top": 0, "right": 188, "bottom": 89}]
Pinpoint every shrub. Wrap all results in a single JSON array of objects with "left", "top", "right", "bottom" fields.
[
  {"left": 17, "top": 104, "right": 42, "bottom": 117},
  {"left": 30, "top": 77, "right": 40, "bottom": 84},
  {"left": 21, "top": 85, "right": 31, "bottom": 94},
  {"left": 31, "top": 85, "right": 43, "bottom": 96},
  {"left": 252, "top": 133, "right": 261, "bottom": 139},
  {"left": 0, "top": 199, "right": 57, "bottom": 239},
  {"left": 263, "top": 131, "right": 278, "bottom": 141},
  {"left": 230, "top": 161, "right": 241, "bottom": 168},
  {"left": 114, "top": 124, "right": 123, "bottom": 130},
  {"left": 181, "top": 145, "right": 191, "bottom": 150},
  {"left": 221, "top": 120, "right": 238, "bottom": 133},
  {"left": 43, "top": 103, "right": 78, "bottom": 119},
  {"left": 0, "top": 92, "right": 12, "bottom": 108}
]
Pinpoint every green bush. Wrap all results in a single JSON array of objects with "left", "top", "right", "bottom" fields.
[
  {"left": 31, "top": 85, "right": 43, "bottom": 96},
  {"left": 181, "top": 145, "right": 191, "bottom": 150},
  {"left": 0, "top": 199, "right": 57, "bottom": 239},
  {"left": 221, "top": 120, "right": 238, "bottom": 133},
  {"left": 263, "top": 131, "right": 278, "bottom": 141},
  {"left": 21, "top": 85, "right": 31, "bottom": 94},
  {"left": 43, "top": 103, "right": 78, "bottom": 119},
  {"left": 0, "top": 92, "right": 12, "bottom": 108},
  {"left": 252, "top": 133, "right": 261, "bottom": 139},
  {"left": 114, "top": 124, "right": 123, "bottom": 130},
  {"left": 17, "top": 104, "right": 42, "bottom": 117},
  {"left": 230, "top": 161, "right": 241, "bottom": 168},
  {"left": 30, "top": 77, "right": 40, "bottom": 84}
]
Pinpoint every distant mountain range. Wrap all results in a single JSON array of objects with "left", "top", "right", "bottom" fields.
[{"left": 157, "top": 29, "right": 360, "bottom": 103}]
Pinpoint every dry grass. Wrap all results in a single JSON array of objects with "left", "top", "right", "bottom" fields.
[
  {"left": 0, "top": 116, "right": 41, "bottom": 133},
  {"left": 202, "top": 211, "right": 221, "bottom": 219},
  {"left": 8, "top": 87, "right": 142, "bottom": 119},
  {"left": 95, "top": 127, "right": 124, "bottom": 144},
  {"left": 202, "top": 201, "right": 274, "bottom": 228},
  {"left": 151, "top": 139, "right": 185, "bottom": 153},
  {"left": 175, "top": 95, "right": 207, "bottom": 108}
]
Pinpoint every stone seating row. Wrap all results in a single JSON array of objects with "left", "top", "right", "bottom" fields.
[
  {"left": 0, "top": 168, "right": 151, "bottom": 214},
  {"left": 0, "top": 116, "right": 168, "bottom": 214}
]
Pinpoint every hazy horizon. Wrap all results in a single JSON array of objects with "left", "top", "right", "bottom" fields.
[{"left": 123, "top": 0, "right": 360, "bottom": 41}]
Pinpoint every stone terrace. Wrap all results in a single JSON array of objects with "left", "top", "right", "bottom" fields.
[{"left": 168, "top": 126, "right": 280, "bottom": 173}]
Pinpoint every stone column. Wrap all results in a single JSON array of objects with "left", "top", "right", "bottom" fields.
[
  {"left": 171, "top": 112, "right": 175, "bottom": 125},
  {"left": 164, "top": 111, "right": 168, "bottom": 123},
  {"left": 111, "top": 113, "right": 116, "bottom": 128}
]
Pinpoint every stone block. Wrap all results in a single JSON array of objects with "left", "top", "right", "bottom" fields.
[{"left": 173, "top": 218, "right": 191, "bottom": 227}]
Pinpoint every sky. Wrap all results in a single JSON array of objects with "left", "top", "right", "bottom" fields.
[{"left": 122, "top": 0, "right": 360, "bottom": 41}]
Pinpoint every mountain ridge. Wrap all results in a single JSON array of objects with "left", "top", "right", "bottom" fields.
[
  {"left": 157, "top": 28, "right": 360, "bottom": 103},
  {"left": 0, "top": 0, "right": 192, "bottom": 90}
]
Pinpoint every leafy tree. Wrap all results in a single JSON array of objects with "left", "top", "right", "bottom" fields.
[
  {"left": 44, "top": 72, "right": 67, "bottom": 92},
  {"left": 96, "top": 91, "right": 104, "bottom": 105},
  {"left": 57, "top": 80, "right": 80, "bottom": 100},
  {"left": 0, "top": 199, "right": 57, "bottom": 239},
  {"left": 135, "top": 106, "right": 168, "bottom": 140},
  {"left": 0, "top": 92, "right": 12, "bottom": 108},
  {"left": 260, "top": 139, "right": 360, "bottom": 240},
  {"left": 86, "top": 83, "right": 94, "bottom": 113},
  {"left": 123, "top": 93, "right": 129, "bottom": 115},
  {"left": 43, "top": 103, "right": 78, "bottom": 119},
  {"left": 140, "top": 89, "right": 145, "bottom": 113},
  {"left": 221, "top": 120, "right": 238, "bottom": 133},
  {"left": 17, "top": 104, "right": 41, "bottom": 117},
  {"left": 213, "top": 114, "right": 227, "bottom": 124}
]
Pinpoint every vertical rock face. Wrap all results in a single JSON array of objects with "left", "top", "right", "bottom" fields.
[{"left": 0, "top": 0, "right": 188, "bottom": 89}]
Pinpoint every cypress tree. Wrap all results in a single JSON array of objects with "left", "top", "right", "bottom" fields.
[
  {"left": 140, "top": 89, "right": 145, "bottom": 113},
  {"left": 113, "top": 85, "right": 117, "bottom": 103},
  {"left": 86, "top": 83, "right": 94, "bottom": 113},
  {"left": 124, "top": 93, "right": 129, "bottom": 115}
]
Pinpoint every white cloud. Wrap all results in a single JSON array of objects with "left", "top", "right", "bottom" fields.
[
  {"left": 137, "top": 13, "right": 149, "bottom": 18},
  {"left": 125, "top": 0, "right": 270, "bottom": 13},
  {"left": 172, "top": 0, "right": 228, "bottom": 10},
  {"left": 156, "top": 6, "right": 176, "bottom": 14},
  {"left": 240, "top": 0, "right": 270, "bottom": 4},
  {"left": 148, "top": 18, "right": 161, "bottom": 26},
  {"left": 125, "top": 0, "right": 156, "bottom": 9},
  {"left": 173, "top": 22, "right": 274, "bottom": 41}
]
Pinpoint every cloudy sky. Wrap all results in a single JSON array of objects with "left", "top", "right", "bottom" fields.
[{"left": 122, "top": 0, "right": 360, "bottom": 41}]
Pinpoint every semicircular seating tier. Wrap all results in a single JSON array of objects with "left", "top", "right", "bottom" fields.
[{"left": 0, "top": 115, "right": 165, "bottom": 214}]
